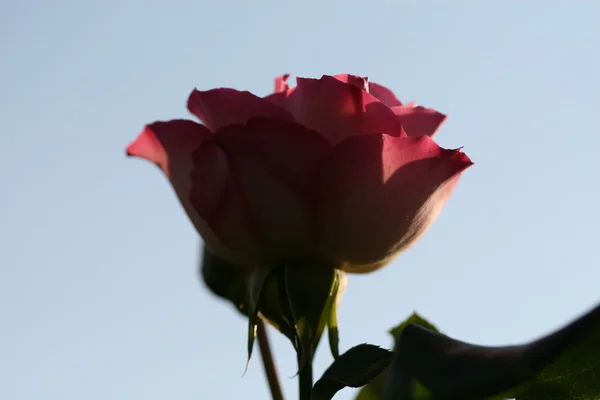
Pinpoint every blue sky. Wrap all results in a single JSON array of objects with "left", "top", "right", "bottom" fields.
[{"left": 2, "top": 1, "right": 599, "bottom": 399}]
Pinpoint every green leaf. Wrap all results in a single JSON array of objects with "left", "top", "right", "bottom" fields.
[
  {"left": 389, "top": 313, "right": 440, "bottom": 340},
  {"left": 313, "top": 344, "right": 393, "bottom": 400},
  {"left": 514, "top": 303, "right": 600, "bottom": 399},
  {"left": 381, "top": 302, "right": 600, "bottom": 400},
  {"left": 355, "top": 313, "right": 440, "bottom": 400}
]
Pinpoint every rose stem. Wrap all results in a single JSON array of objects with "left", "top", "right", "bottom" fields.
[
  {"left": 298, "top": 353, "right": 313, "bottom": 400},
  {"left": 257, "top": 318, "right": 285, "bottom": 400}
]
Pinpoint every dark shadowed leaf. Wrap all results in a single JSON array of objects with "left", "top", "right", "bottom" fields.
[
  {"left": 513, "top": 303, "right": 600, "bottom": 399},
  {"left": 381, "top": 302, "right": 600, "bottom": 400},
  {"left": 313, "top": 344, "right": 393, "bottom": 400},
  {"left": 355, "top": 313, "right": 441, "bottom": 400},
  {"left": 389, "top": 313, "right": 440, "bottom": 340}
]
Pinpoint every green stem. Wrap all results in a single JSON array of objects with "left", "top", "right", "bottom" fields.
[
  {"left": 298, "top": 354, "right": 313, "bottom": 400},
  {"left": 257, "top": 318, "right": 284, "bottom": 400}
]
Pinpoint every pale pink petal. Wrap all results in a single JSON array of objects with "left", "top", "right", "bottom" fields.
[
  {"left": 274, "top": 74, "right": 290, "bottom": 93},
  {"left": 316, "top": 133, "right": 472, "bottom": 273},
  {"left": 212, "top": 117, "right": 332, "bottom": 262},
  {"left": 187, "top": 88, "right": 293, "bottom": 132},
  {"left": 391, "top": 105, "right": 447, "bottom": 138}
]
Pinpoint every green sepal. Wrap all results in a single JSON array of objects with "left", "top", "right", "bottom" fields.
[
  {"left": 283, "top": 261, "right": 340, "bottom": 371},
  {"left": 257, "top": 267, "right": 299, "bottom": 350},
  {"left": 245, "top": 264, "right": 279, "bottom": 371},
  {"left": 323, "top": 270, "right": 347, "bottom": 359},
  {"left": 199, "top": 245, "right": 250, "bottom": 316}
]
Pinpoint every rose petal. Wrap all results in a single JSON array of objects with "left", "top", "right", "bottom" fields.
[
  {"left": 332, "top": 74, "right": 370, "bottom": 92},
  {"left": 368, "top": 82, "right": 404, "bottom": 108},
  {"left": 316, "top": 133, "right": 472, "bottom": 273},
  {"left": 332, "top": 75, "right": 447, "bottom": 137},
  {"left": 274, "top": 74, "right": 291, "bottom": 93},
  {"left": 391, "top": 105, "right": 447, "bottom": 138},
  {"left": 212, "top": 117, "right": 332, "bottom": 262},
  {"left": 264, "top": 74, "right": 296, "bottom": 109},
  {"left": 267, "top": 74, "right": 381, "bottom": 130},
  {"left": 190, "top": 141, "right": 266, "bottom": 266},
  {"left": 126, "top": 119, "right": 247, "bottom": 265},
  {"left": 268, "top": 75, "right": 405, "bottom": 146},
  {"left": 187, "top": 88, "right": 293, "bottom": 132},
  {"left": 332, "top": 74, "right": 404, "bottom": 108},
  {"left": 126, "top": 119, "right": 211, "bottom": 176}
]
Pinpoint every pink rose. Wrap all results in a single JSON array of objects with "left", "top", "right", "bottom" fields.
[{"left": 127, "top": 74, "right": 472, "bottom": 273}]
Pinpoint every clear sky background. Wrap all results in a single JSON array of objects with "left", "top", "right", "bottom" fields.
[{"left": 2, "top": 1, "right": 599, "bottom": 399}]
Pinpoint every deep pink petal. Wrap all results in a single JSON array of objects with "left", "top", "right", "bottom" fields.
[
  {"left": 391, "top": 105, "right": 447, "bottom": 138},
  {"left": 189, "top": 141, "right": 266, "bottom": 266},
  {"left": 264, "top": 74, "right": 296, "bottom": 109},
  {"left": 332, "top": 74, "right": 403, "bottom": 108},
  {"left": 187, "top": 88, "right": 293, "bottom": 132},
  {"left": 368, "top": 82, "right": 404, "bottom": 108},
  {"left": 274, "top": 75, "right": 404, "bottom": 146},
  {"left": 316, "top": 134, "right": 472, "bottom": 273},
  {"left": 126, "top": 119, "right": 211, "bottom": 175},
  {"left": 211, "top": 117, "right": 332, "bottom": 262},
  {"left": 332, "top": 74, "right": 370, "bottom": 91},
  {"left": 126, "top": 120, "right": 246, "bottom": 265}
]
